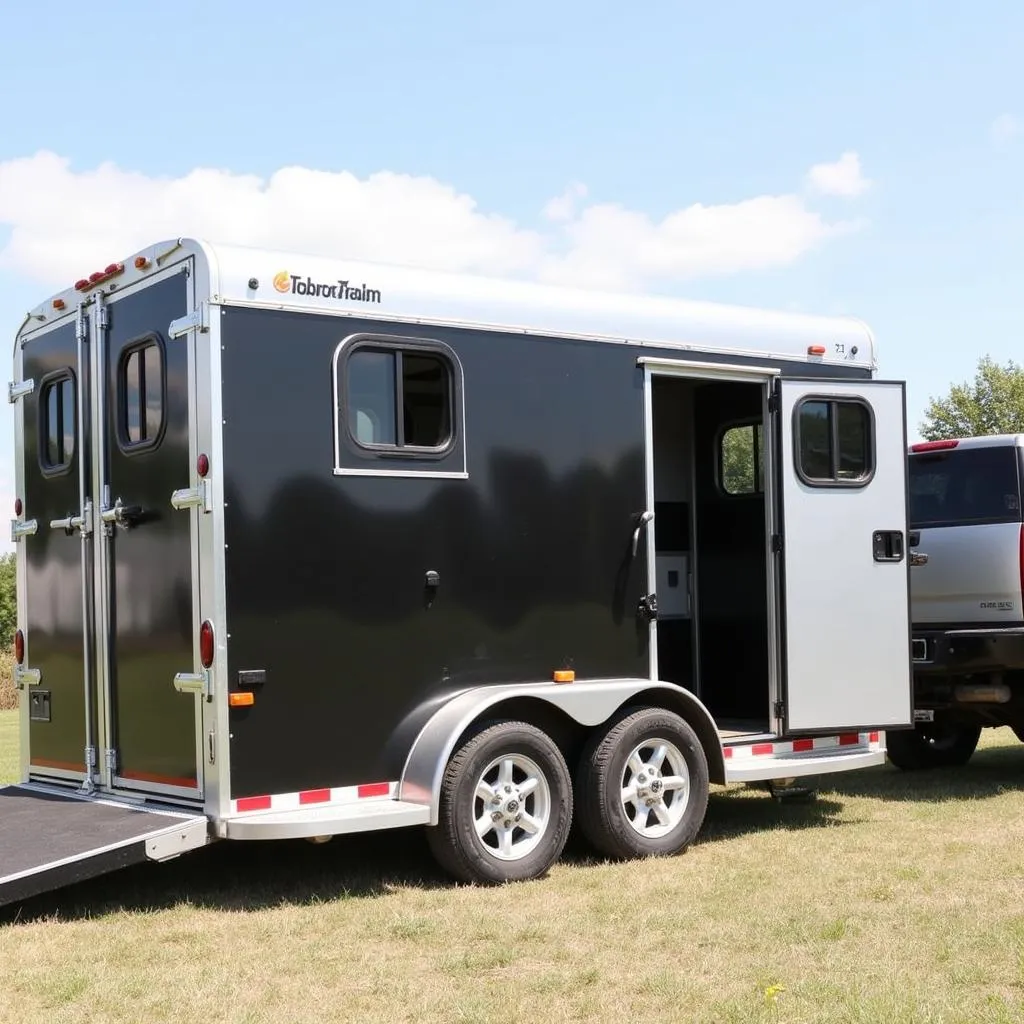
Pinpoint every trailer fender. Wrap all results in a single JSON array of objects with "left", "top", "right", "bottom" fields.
[{"left": 399, "top": 678, "right": 724, "bottom": 824}]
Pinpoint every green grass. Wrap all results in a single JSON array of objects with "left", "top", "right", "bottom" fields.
[{"left": 3, "top": 723, "right": 1024, "bottom": 1023}]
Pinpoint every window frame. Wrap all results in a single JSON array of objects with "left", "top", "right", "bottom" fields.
[
  {"left": 116, "top": 333, "right": 167, "bottom": 456},
  {"left": 793, "top": 395, "right": 876, "bottom": 489},
  {"left": 332, "top": 332, "right": 468, "bottom": 479},
  {"left": 716, "top": 417, "right": 766, "bottom": 498},
  {"left": 37, "top": 368, "right": 77, "bottom": 478}
]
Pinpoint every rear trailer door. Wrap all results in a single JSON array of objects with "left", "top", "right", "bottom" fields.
[
  {"left": 96, "top": 268, "right": 201, "bottom": 798},
  {"left": 17, "top": 314, "right": 96, "bottom": 783},
  {"left": 0, "top": 783, "right": 207, "bottom": 909},
  {"left": 775, "top": 378, "right": 913, "bottom": 733}
]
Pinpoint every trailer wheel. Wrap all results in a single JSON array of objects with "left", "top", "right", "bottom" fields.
[
  {"left": 885, "top": 719, "right": 981, "bottom": 770},
  {"left": 574, "top": 706, "right": 709, "bottom": 861},
  {"left": 426, "top": 720, "right": 573, "bottom": 884}
]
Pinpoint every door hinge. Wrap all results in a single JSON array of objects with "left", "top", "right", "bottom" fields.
[
  {"left": 8, "top": 378, "right": 35, "bottom": 403},
  {"left": 169, "top": 303, "right": 209, "bottom": 339},
  {"left": 771, "top": 534, "right": 782, "bottom": 554},
  {"left": 11, "top": 518, "right": 38, "bottom": 542},
  {"left": 171, "top": 479, "right": 212, "bottom": 513},
  {"left": 774, "top": 700, "right": 785, "bottom": 720},
  {"left": 767, "top": 392, "right": 780, "bottom": 414},
  {"left": 98, "top": 303, "right": 109, "bottom": 330},
  {"left": 75, "top": 311, "right": 88, "bottom": 342},
  {"left": 207, "top": 730, "right": 216, "bottom": 765},
  {"left": 104, "top": 748, "right": 118, "bottom": 773}
]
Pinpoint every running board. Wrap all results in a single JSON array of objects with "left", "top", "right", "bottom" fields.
[
  {"left": 724, "top": 747, "right": 884, "bottom": 783},
  {"left": 217, "top": 799, "right": 430, "bottom": 841},
  {"left": 0, "top": 784, "right": 210, "bottom": 909}
]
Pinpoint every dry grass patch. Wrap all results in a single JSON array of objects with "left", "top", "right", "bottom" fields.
[
  {"left": 0, "top": 649, "right": 16, "bottom": 711},
  {"left": 3, "top": 726, "right": 1024, "bottom": 1022}
]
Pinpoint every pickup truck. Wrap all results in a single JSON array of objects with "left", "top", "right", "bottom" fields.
[{"left": 893, "top": 434, "right": 1024, "bottom": 769}]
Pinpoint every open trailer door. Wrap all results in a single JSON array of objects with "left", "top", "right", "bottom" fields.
[{"left": 774, "top": 378, "right": 913, "bottom": 734}]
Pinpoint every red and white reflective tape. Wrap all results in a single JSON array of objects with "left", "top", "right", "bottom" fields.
[
  {"left": 231, "top": 780, "right": 398, "bottom": 815},
  {"left": 723, "top": 731, "right": 880, "bottom": 760}
]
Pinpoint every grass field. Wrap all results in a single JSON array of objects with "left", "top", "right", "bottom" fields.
[{"left": 2, "top": 715, "right": 1024, "bottom": 1023}]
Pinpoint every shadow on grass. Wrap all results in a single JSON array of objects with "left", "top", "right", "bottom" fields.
[
  {"left": 2, "top": 787, "right": 852, "bottom": 925},
  {"left": 820, "top": 737, "right": 1024, "bottom": 803}
]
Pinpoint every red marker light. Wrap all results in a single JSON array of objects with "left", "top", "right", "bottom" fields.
[
  {"left": 74, "top": 279, "right": 90, "bottom": 291},
  {"left": 911, "top": 439, "right": 960, "bottom": 452},
  {"left": 808, "top": 345, "right": 827, "bottom": 356},
  {"left": 14, "top": 629, "right": 24, "bottom": 665},
  {"left": 89, "top": 271, "right": 104, "bottom": 283},
  {"left": 14, "top": 498, "right": 22, "bottom": 516},
  {"left": 200, "top": 620, "right": 215, "bottom": 668},
  {"left": 197, "top": 453, "right": 210, "bottom": 478},
  {"left": 104, "top": 263, "right": 123, "bottom": 275}
]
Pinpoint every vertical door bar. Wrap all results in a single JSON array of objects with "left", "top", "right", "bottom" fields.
[{"left": 75, "top": 300, "right": 98, "bottom": 794}]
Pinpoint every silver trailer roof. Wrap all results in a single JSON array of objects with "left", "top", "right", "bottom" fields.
[{"left": 15, "top": 237, "right": 877, "bottom": 370}]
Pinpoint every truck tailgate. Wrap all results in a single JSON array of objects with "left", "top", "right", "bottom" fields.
[{"left": 0, "top": 784, "right": 209, "bottom": 909}]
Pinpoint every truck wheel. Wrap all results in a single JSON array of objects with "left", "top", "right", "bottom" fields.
[
  {"left": 426, "top": 720, "right": 573, "bottom": 884},
  {"left": 885, "top": 720, "right": 981, "bottom": 770},
  {"left": 574, "top": 706, "right": 709, "bottom": 860}
]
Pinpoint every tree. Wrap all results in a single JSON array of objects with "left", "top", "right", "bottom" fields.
[
  {"left": 920, "top": 356, "right": 1024, "bottom": 441},
  {"left": 0, "top": 552, "right": 14, "bottom": 648}
]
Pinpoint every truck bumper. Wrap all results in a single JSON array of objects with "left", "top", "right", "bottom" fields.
[{"left": 912, "top": 626, "right": 1024, "bottom": 675}]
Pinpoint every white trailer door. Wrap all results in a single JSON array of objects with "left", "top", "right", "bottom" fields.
[{"left": 775, "top": 378, "right": 913, "bottom": 733}]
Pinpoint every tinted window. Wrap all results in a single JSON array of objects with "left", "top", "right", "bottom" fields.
[
  {"left": 41, "top": 375, "right": 75, "bottom": 471},
  {"left": 909, "top": 446, "right": 1021, "bottom": 527},
  {"left": 122, "top": 341, "right": 164, "bottom": 448},
  {"left": 345, "top": 346, "right": 452, "bottom": 450},
  {"left": 720, "top": 423, "right": 764, "bottom": 495},
  {"left": 796, "top": 399, "right": 872, "bottom": 485}
]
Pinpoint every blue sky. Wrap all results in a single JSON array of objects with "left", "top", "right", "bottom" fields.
[{"left": 1, "top": 0, "right": 1022, "bottom": 536}]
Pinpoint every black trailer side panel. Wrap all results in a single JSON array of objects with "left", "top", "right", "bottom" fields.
[{"left": 219, "top": 308, "right": 650, "bottom": 798}]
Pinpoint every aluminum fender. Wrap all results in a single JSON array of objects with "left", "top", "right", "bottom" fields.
[{"left": 399, "top": 678, "right": 724, "bottom": 823}]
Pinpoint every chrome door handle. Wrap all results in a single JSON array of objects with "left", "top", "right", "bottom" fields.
[
  {"left": 100, "top": 497, "right": 143, "bottom": 529},
  {"left": 632, "top": 511, "right": 654, "bottom": 557}
]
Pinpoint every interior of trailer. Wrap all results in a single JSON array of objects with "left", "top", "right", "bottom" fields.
[{"left": 650, "top": 375, "right": 773, "bottom": 737}]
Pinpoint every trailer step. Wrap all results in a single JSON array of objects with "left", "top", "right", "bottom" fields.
[
  {"left": 218, "top": 798, "right": 431, "bottom": 841},
  {"left": 0, "top": 784, "right": 209, "bottom": 909},
  {"left": 724, "top": 747, "right": 885, "bottom": 783}
]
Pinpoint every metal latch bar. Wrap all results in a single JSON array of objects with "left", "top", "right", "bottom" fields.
[{"left": 168, "top": 304, "right": 209, "bottom": 339}]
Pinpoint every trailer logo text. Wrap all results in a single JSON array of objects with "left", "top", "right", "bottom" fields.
[{"left": 273, "top": 270, "right": 381, "bottom": 304}]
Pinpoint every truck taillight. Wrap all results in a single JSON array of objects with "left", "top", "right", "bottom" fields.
[
  {"left": 200, "top": 620, "right": 215, "bottom": 669},
  {"left": 14, "top": 629, "right": 24, "bottom": 665}
]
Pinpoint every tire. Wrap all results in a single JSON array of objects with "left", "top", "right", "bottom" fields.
[
  {"left": 574, "top": 706, "right": 710, "bottom": 861},
  {"left": 426, "top": 719, "right": 573, "bottom": 884},
  {"left": 885, "top": 719, "right": 981, "bottom": 770}
]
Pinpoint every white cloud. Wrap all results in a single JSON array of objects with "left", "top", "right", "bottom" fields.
[
  {"left": 0, "top": 150, "right": 866, "bottom": 295},
  {"left": 543, "top": 181, "right": 588, "bottom": 222},
  {"left": 805, "top": 151, "right": 871, "bottom": 199},
  {"left": 991, "top": 113, "right": 1020, "bottom": 146}
]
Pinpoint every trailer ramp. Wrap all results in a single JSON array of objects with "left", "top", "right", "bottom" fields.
[{"left": 0, "top": 784, "right": 209, "bottom": 909}]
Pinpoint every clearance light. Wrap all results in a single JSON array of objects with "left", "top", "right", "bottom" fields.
[
  {"left": 911, "top": 439, "right": 959, "bottom": 452},
  {"left": 74, "top": 279, "right": 90, "bottom": 291},
  {"left": 52, "top": 299, "right": 66, "bottom": 311},
  {"left": 74, "top": 262, "right": 126, "bottom": 293},
  {"left": 200, "top": 620, "right": 215, "bottom": 668},
  {"left": 229, "top": 692, "right": 255, "bottom": 708},
  {"left": 197, "top": 453, "right": 210, "bottom": 478},
  {"left": 134, "top": 256, "right": 151, "bottom": 270},
  {"left": 553, "top": 669, "right": 575, "bottom": 684},
  {"left": 14, "top": 629, "right": 24, "bottom": 664},
  {"left": 14, "top": 498, "right": 22, "bottom": 516},
  {"left": 808, "top": 345, "right": 827, "bottom": 356}
]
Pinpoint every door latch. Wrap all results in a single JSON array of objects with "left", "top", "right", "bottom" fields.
[
  {"left": 100, "top": 497, "right": 143, "bottom": 530},
  {"left": 872, "top": 530, "right": 905, "bottom": 563},
  {"left": 637, "top": 593, "right": 658, "bottom": 622},
  {"left": 631, "top": 511, "right": 654, "bottom": 557},
  {"left": 49, "top": 499, "right": 93, "bottom": 538}
]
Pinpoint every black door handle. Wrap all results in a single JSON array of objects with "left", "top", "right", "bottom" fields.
[{"left": 872, "top": 530, "right": 905, "bottom": 563}]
